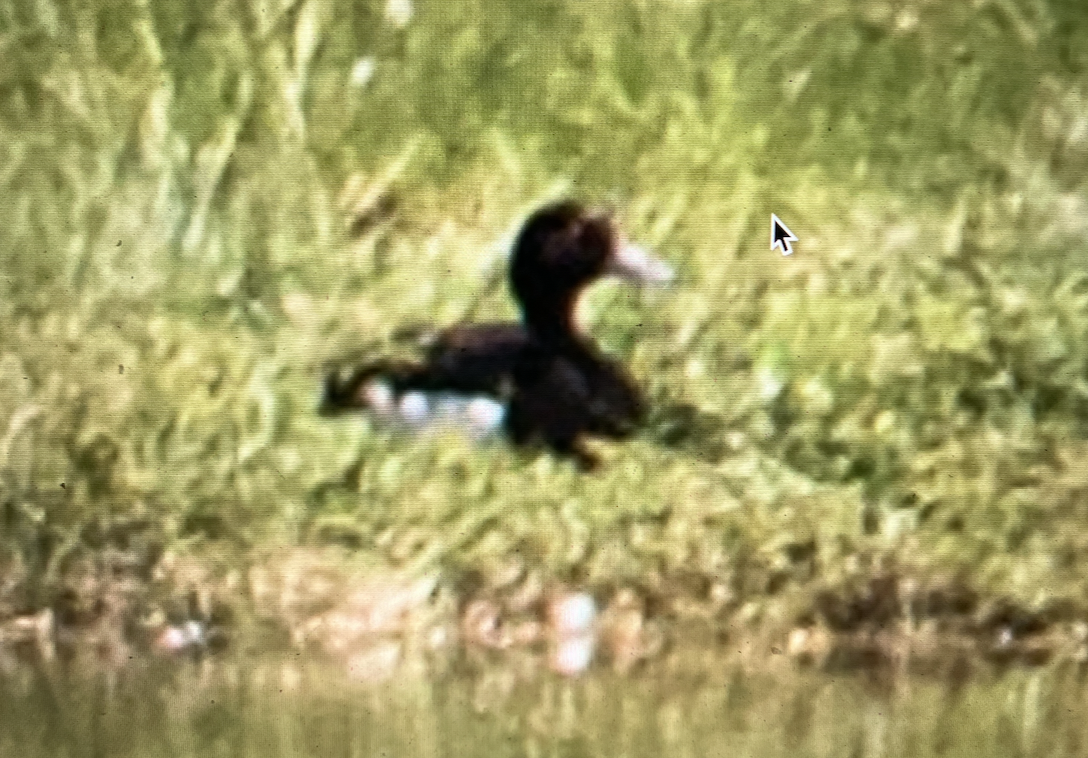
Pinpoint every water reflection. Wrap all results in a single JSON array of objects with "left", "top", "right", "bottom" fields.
[{"left": 0, "top": 651, "right": 1086, "bottom": 758}]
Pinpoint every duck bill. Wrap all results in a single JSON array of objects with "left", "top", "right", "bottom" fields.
[{"left": 607, "top": 243, "right": 675, "bottom": 285}]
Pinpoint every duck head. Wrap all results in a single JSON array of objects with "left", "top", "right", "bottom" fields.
[{"left": 509, "top": 201, "right": 673, "bottom": 344}]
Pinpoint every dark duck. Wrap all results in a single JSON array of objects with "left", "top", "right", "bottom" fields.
[{"left": 320, "top": 201, "right": 674, "bottom": 469}]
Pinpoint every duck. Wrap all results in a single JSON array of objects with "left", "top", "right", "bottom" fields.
[{"left": 320, "top": 200, "right": 674, "bottom": 469}]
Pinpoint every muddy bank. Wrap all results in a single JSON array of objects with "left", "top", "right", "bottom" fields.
[{"left": 1, "top": 546, "right": 1085, "bottom": 683}]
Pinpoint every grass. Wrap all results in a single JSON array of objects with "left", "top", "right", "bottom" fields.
[
  {"left": 2, "top": 0, "right": 1088, "bottom": 651},
  {"left": 4, "top": 656, "right": 1087, "bottom": 758}
]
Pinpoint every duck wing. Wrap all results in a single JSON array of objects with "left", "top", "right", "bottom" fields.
[
  {"left": 320, "top": 322, "right": 530, "bottom": 416},
  {"left": 422, "top": 323, "right": 530, "bottom": 396}
]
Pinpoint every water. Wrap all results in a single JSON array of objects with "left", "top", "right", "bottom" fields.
[{"left": 1, "top": 651, "right": 1085, "bottom": 758}]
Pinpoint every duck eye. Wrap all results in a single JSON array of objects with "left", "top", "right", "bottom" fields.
[{"left": 575, "top": 219, "right": 613, "bottom": 258}]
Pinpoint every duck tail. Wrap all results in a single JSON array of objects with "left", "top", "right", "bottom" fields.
[
  {"left": 318, "top": 359, "right": 435, "bottom": 416},
  {"left": 318, "top": 366, "right": 363, "bottom": 416}
]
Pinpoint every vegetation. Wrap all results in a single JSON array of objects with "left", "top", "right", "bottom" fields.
[{"left": 2, "top": 0, "right": 1088, "bottom": 659}]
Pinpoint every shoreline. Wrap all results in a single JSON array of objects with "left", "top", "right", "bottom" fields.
[{"left": 2, "top": 546, "right": 1082, "bottom": 681}]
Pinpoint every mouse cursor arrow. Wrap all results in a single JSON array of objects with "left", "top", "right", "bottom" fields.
[{"left": 770, "top": 214, "right": 798, "bottom": 256}]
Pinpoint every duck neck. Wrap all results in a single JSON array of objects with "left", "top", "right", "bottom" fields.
[{"left": 521, "top": 294, "right": 580, "bottom": 349}]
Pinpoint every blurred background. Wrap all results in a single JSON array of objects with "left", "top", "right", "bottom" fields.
[{"left": 3, "top": 0, "right": 1088, "bottom": 754}]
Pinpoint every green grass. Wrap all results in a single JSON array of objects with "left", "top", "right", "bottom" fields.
[{"left": 2, "top": 0, "right": 1088, "bottom": 633}]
